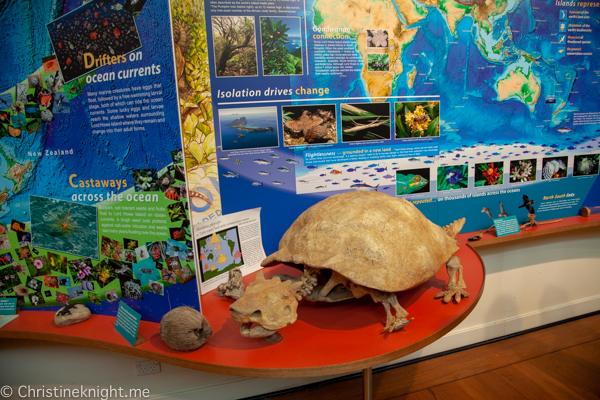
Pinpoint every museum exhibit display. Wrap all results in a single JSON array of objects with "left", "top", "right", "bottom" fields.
[{"left": 0, "top": 0, "right": 599, "bottom": 398}]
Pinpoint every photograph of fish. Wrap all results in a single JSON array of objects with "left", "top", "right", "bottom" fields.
[
  {"left": 211, "top": 16, "right": 257, "bottom": 77},
  {"left": 260, "top": 16, "right": 303, "bottom": 76},
  {"left": 437, "top": 165, "right": 468, "bottom": 191},
  {"left": 197, "top": 227, "right": 243, "bottom": 282},
  {"left": 46, "top": 0, "right": 142, "bottom": 82},
  {"left": 395, "top": 101, "right": 440, "bottom": 138},
  {"left": 367, "top": 29, "right": 388, "bottom": 48},
  {"left": 509, "top": 159, "right": 537, "bottom": 183},
  {"left": 341, "top": 103, "right": 391, "bottom": 142},
  {"left": 542, "top": 156, "right": 568, "bottom": 180},
  {"left": 282, "top": 104, "right": 337, "bottom": 146},
  {"left": 475, "top": 162, "right": 504, "bottom": 186},
  {"left": 30, "top": 196, "right": 99, "bottom": 260},
  {"left": 396, "top": 168, "right": 430, "bottom": 195},
  {"left": 367, "top": 53, "right": 389, "bottom": 72},
  {"left": 219, "top": 107, "right": 278, "bottom": 151},
  {"left": 573, "top": 153, "right": 599, "bottom": 177}
]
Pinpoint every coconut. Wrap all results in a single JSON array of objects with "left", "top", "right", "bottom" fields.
[{"left": 159, "top": 306, "right": 212, "bottom": 351}]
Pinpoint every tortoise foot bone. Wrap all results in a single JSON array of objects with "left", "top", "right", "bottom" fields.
[
  {"left": 385, "top": 316, "right": 414, "bottom": 333},
  {"left": 435, "top": 285, "right": 470, "bottom": 303}
]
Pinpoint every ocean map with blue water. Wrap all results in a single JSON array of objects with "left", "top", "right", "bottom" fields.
[{"left": 205, "top": 0, "right": 600, "bottom": 251}]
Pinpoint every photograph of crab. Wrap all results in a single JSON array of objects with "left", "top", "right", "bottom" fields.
[
  {"left": 341, "top": 103, "right": 391, "bottom": 142},
  {"left": 573, "top": 153, "right": 600, "bottom": 177},
  {"left": 46, "top": 0, "right": 142, "bottom": 82},
  {"left": 30, "top": 196, "right": 98, "bottom": 259},
  {"left": 542, "top": 156, "right": 568, "bottom": 180},
  {"left": 282, "top": 104, "right": 337, "bottom": 146},
  {"left": 475, "top": 162, "right": 504, "bottom": 187},
  {"left": 396, "top": 168, "right": 430, "bottom": 195},
  {"left": 212, "top": 16, "right": 258, "bottom": 77},
  {"left": 437, "top": 165, "right": 469, "bottom": 191},
  {"left": 509, "top": 159, "right": 537, "bottom": 183},
  {"left": 395, "top": 101, "right": 440, "bottom": 138},
  {"left": 367, "top": 29, "right": 389, "bottom": 48},
  {"left": 260, "top": 16, "right": 303, "bottom": 76}
]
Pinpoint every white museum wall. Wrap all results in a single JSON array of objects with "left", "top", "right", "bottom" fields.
[{"left": 1, "top": 227, "right": 599, "bottom": 400}]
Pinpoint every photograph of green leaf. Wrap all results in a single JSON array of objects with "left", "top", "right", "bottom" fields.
[
  {"left": 437, "top": 165, "right": 468, "bottom": 191},
  {"left": 212, "top": 16, "right": 257, "bottom": 77},
  {"left": 395, "top": 101, "right": 440, "bottom": 138},
  {"left": 341, "top": 103, "right": 391, "bottom": 142},
  {"left": 261, "top": 17, "right": 303, "bottom": 76}
]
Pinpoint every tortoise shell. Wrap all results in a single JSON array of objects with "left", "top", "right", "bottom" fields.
[{"left": 262, "top": 191, "right": 462, "bottom": 293}]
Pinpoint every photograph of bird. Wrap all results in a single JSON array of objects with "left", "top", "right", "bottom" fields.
[
  {"left": 498, "top": 201, "right": 509, "bottom": 218},
  {"left": 518, "top": 195, "right": 536, "bottom": 214}
]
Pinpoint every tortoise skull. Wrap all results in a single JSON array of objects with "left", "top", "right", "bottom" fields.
[{"left": 229, "top": 271, "right": 302, "bottom": 338}]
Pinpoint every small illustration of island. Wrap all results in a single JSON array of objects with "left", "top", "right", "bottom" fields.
[
  {"left": 219, "top": 107, "right": 279, "bottom": 151},
  {"left": 197, "top": 226, "right": 243, "bottom": 282}
]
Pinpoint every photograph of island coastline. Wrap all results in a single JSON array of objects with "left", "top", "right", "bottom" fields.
[{"left": 219, "top": 106, "right": 279, "bottom": 151}]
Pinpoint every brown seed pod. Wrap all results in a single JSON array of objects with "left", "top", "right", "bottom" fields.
[{"left": 159, "top": 306, "right": 213, "bottom": 351}]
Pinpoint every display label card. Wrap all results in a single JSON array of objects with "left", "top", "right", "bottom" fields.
[
  {"left": 114, "top": 301, "right": 142, "bottom": 346},
  {"left": 0, "top": 298, "right": 18, "bottom": 315},
  {"left": 493, "top": 216, "right": 521, "bottom": 237}
]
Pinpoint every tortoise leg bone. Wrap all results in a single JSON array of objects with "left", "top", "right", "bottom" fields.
[
  {"left": 381, "top": 294, "right": 413, "bottom": 333},
  {"left": 435, "top": 255, "right": 470, "bottom": 303},
  {"left": 319, "top": 270, "right": 349, "bottom": 297},
  {"left": 349, "top": 284, "right": 413, "bottom": 332}
]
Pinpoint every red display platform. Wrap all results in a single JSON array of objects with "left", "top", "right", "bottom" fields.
[{"left": 2, "top": 214, "right": 597, "bottom": 378}]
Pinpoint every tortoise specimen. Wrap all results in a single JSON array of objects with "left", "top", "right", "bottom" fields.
[{"left": 230, "top": 191, "right": 469, "bottom": 339}]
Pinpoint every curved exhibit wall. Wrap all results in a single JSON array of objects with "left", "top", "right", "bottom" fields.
[{"left": 1, "top": 228, "right": 598, "bottom": 399}]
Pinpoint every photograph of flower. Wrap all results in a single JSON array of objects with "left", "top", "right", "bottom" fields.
[
  {"left": 509, "top": 159, "right": 537, "bottom": 183},
  {"left": 475, "top": 162, "right": 504, "bottom": 186},
  {"left": 367, "top": 29, "right": 388, "bottom": 48},
  {"left": 437, "top": 165, "right": 468, "bottom": 191},
  {"left": 395, "top": 101, "right": 440, "bottom": 138},
  {"left": 26, "top": 256, "right": 51, "bottom": 277},
  {"left": 573, "top": 153, "right": 599, "bottom": 177},
  {"left": 68, "top": 258, "right": 95, "bottom": 284}
]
